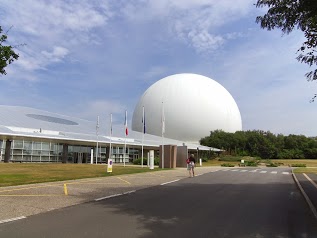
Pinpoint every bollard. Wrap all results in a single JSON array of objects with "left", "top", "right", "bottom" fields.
[
  {"left": 64, "top": 184, "right": 68, "bottom": 196},
  {"left": 199, "top": 158, "right": 202, "bottom": 166}
]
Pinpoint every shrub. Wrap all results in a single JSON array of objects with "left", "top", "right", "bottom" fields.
[
  {"left": 245, "top": 160, "right": 259, "bottom": 167},
  {"left": 266, "top": 163, "right": 278, "bottom": 167},
  {"left": 133, "top": 157, "right": 159, "bottom": 166},
  {"left": 219, "top": 156, "right": 241, "bottom": 162},
  {"left": 133, "top": 158, "right": 147, "bottom": 165},
  {"left": 201, "top": 157, "right": 208, "bottom": 162},
  {"left": 291, "top": 164, "right": 306, "bottom": 167},
  {"left": 221, "top": 163, "right": 235, "bottom": 167}
]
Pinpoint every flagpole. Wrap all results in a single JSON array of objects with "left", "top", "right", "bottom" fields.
[
  {"left": 96, "top": 116, "right": 99, "bottom": 165},
  {"left": 161, "top": 102, "right": 165, "bottom": 169},
  {"left": 124, "top": 110, "right": 128, "bottom": 167},
  {"left": 141, "top": 106, "right": 144, "bottom": 168},
  {"left": 109, "top": 113, "right": 112, "bottom": 161}
]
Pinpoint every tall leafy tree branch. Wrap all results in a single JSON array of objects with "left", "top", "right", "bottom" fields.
[
  {"left": 0, "top": 26, "right": 19, "bottom": 75},
  {"left": 255, "top": 0, "right": 317, "bottom": 101}
]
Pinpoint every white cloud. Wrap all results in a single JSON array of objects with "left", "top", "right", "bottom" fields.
[
  {"left": 1, "top": 0, "right": 111, "bottom": 36},
  {"left": 41, "top": 46, "right": 69, "bottom": 63},
  {"left": 119, "top": 0, "right": 254, "bottom": 53},
  {"left": 188, "top": 30, "right": 224, "bottom": 53}
]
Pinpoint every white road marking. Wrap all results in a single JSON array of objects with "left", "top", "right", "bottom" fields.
[
  {"left": 282, "top": 172, "right": 290, "bottom": 175},
  {"left": 231, "top": 169, "right": 238, "bottom": 171},
  {"left": 123, "top": 190, "right": 136, "bottom": 195},
  {"left": 0, "top": 216, "right": 26, "bottom": 224},
  {"left": 293, "top": 172, "right": 317, "bottom": 220},
  {"left": 240, "top": 170, "right": 248, "bottom": 172},
  {"left": 303, "top": 173, "right": 317, "bottom": 190},
  {"left": 249, "top": 170, "right": 257, "bottom": 173},
  {"left": 260, "top": 171, "right": 267, "bottom": 173},
  {"left": 271, "top": 171, "right": 278, "bottom": 174},
  {"left": 95, "top": 193, "right": 122, "bottom": 201},
  {"left": 160, "top": 179, "right": 180, "bottom": 186}
]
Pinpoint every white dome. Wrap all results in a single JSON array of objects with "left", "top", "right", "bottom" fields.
[{"left": 132, "top": 73, "right": 242, "bottom": 142}]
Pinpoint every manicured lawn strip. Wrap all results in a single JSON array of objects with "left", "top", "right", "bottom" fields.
[
  {"left": 269, "top": 159, "right": 317, "bottom": 167},
  {"left": 293, "top": 168, "right": 317, "bottom": 174},
  {"left": 202, "top": 160, "right": 240, "bottom": 166},
  {"left": 0, "top": 164, "right": 160, "bottom": 187},
  {"left": 202, "top": 158, "right": 317, "bottom": 167}
]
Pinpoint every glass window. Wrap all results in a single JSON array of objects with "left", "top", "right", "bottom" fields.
[
  {"left": 41, "top": 156, "right": 50, "bottom": 162},
  {"left": 33, "top": 142, "right": 41, "bottom": 150},
  {"left": 42, "top": 142, "right": 49, "bottom": 151},
  {"left": 32, "top": 156, "right": 41, "bottom": 161},
  {"left": 12, "top": 149, "right": 23, "bottom": 155},
  {"left": 68, "top": 146, "right": 73, "bottom": 152},
  {"left": 41, "top": 151, "right": 49, "bottom": 156},
  {"left": 23, "top": 155, "right": 31, "bottom": 162},
  {"left": 24, "top": 141, "right": 32, "bottom": 150},
  {"left": 13, "top": 140, "right": 23, "bottom": 149},
  {"left": 13, "top": 155, "right": 23, "bottom": 161}
]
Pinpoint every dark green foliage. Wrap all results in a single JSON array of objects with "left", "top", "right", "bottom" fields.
[
  {"left": 245, "top": 160, "right": 259, "bottom": 167},
  {"left": 133, "top": 157, "right": 159, "bottom": 166},
  {"left": 218, "top": 155, "right": 242, "bottom": 162},
  {"left": 291, "top": 163, "right": 307, "bottom": 167},
  {"left": 221, "top": 163, "right": 235, "bottom": 167},
  {"left": 255, "top": 0, "right": 317, "bottom": 100},
  {"left": 0, "top": 26, "right": 19, "bottom": 75},
  {"left": 200, "top": 130, "right": 317, "bottom": 160},
  {"left": 201, "top": 157, "right": 208, "bottom": 162}
]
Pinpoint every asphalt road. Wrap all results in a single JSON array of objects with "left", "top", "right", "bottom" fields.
[{"left": 0, "top": 167, "right": 316, "bottom": 238}]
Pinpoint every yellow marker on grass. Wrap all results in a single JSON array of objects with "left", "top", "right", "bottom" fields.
[{"left": 64, "top": 184, "right": 68, "bottom": 196}]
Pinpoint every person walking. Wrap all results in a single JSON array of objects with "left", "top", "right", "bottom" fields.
[{"left": 187, "top": 154, "right": 196, "bottom": 177}]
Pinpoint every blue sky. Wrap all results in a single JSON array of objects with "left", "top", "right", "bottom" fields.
[{"left": 1, "top": 0, "right": 316, "bottom": 136}]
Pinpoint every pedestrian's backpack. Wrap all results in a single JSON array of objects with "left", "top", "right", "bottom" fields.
[{"left": 186, "top": 158, "right": 190, "bottom": 164}]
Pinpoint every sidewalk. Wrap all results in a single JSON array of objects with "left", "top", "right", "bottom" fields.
[{"left": 0, "top": 167, "right": 219, "bottom": 221}]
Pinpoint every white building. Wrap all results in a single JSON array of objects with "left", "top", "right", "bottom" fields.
[
  {"left": 0, "top": 105, "right": 218, "bottom": 163},
  {"left": 132, "top": 73, "right": 242, "bottom": 142}
]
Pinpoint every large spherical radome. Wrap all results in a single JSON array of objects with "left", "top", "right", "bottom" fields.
[{"left": 132, "top": 73, "right": 242, "bottom": 142}]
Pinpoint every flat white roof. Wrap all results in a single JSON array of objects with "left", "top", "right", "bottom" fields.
[{"left": 0, "top": 105, "right": 220, "bottom": 151}]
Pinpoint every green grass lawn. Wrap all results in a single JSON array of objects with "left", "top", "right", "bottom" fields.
[
  {"left": 0, "top": 163, "right": 160, "bottom": 187},
  {"left": 293, "top": 168, "right": 317, "bottom": 174},
  {"left": 268, "top": 159, "right": 317, "bottom": 167}
]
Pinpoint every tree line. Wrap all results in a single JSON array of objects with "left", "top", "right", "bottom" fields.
[{"left": 200, "top": 130, "right": 317, "bottom": 160}]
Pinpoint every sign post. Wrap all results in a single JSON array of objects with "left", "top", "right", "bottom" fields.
[
  {"left": 107, "top": 159, "right": 113, "bottom": 173},
  {"left": 149, "top": 150, "right": 154, "bottom": 170}
]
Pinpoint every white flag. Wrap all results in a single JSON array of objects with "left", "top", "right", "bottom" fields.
[{"left": 96, "top": 116, "right": 100, "bottom": 134}]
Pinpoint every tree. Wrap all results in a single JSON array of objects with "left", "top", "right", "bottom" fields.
[
  {"left": 255, "top": 0, "right": 317, "bottom": 100},
  {"left": 0, "top": 26, "right": 19, "bottom": 75}
]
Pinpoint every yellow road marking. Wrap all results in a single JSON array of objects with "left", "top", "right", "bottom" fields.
[
  {"left": 0, "top": 194, "right": 64, "bottom": 197},
  {"left": 66, "top": 182, "right": 126, "bottom": 185},
  {"left": 117, "top": 177, "right": 131, "bottom": 184},
  {"left": 0, "top": 184, "right": 61, "bottom": 193}
]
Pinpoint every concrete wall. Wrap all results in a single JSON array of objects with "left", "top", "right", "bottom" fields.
[
  {"left": 159, "top": 145, "right": 177, "bottom": 168},
  {"left": 177, "top": 146, "right": 188, "bottom": 168}
]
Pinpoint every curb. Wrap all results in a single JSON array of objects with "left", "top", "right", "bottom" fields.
[{"left": 292, "top": 169, "right": 317, "bottom": 220}]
